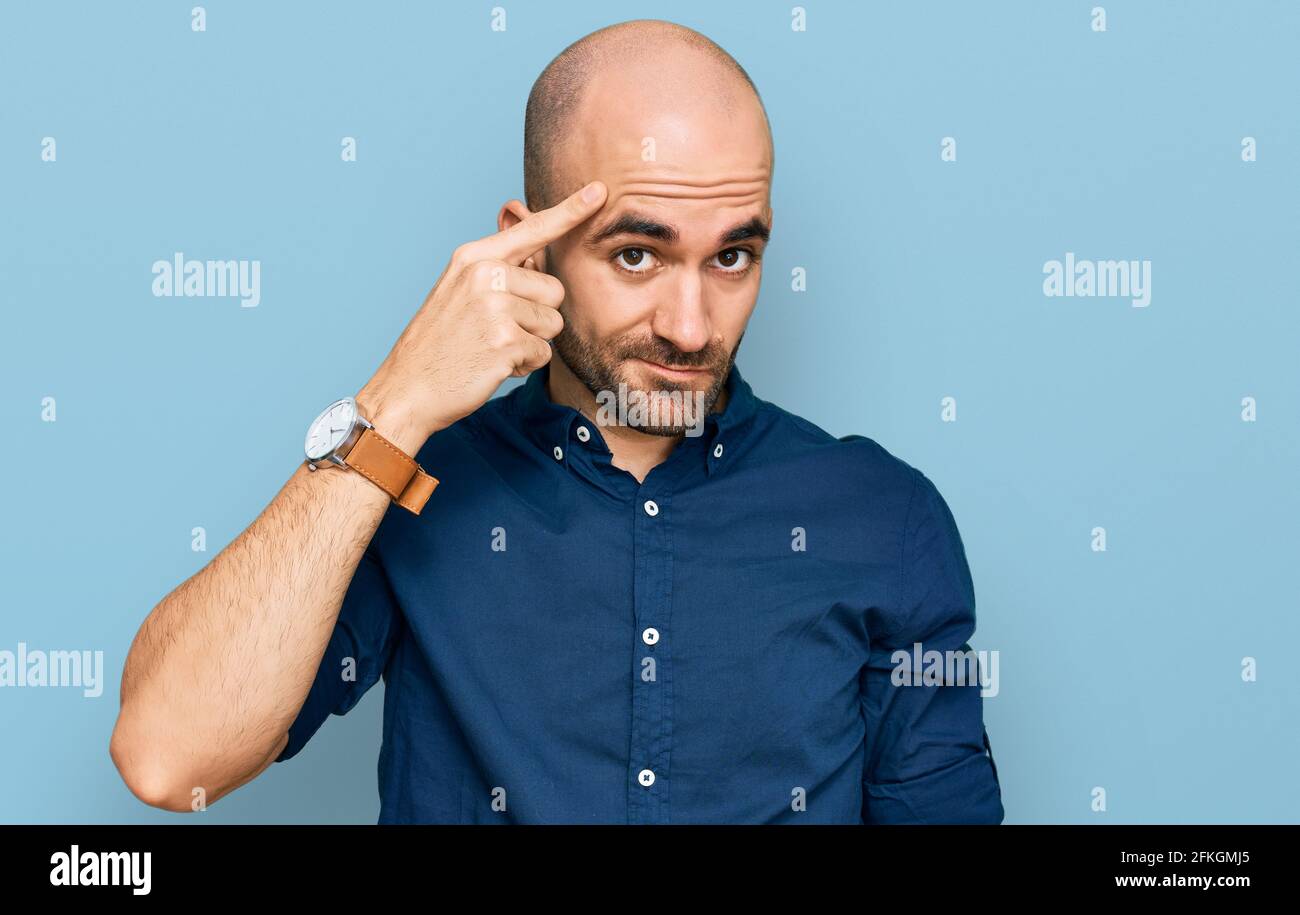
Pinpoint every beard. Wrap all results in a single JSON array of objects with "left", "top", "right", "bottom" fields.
[{"left": 552, "top": 323, "right": 742, "bottom": 437}]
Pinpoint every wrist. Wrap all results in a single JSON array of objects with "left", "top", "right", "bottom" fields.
[{"left": 354, "top": 388, "right": 431, "bottom": 456}]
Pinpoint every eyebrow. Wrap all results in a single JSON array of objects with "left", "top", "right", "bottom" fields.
[{"left": 582, "top": 211, "right": 771, "bottom": 250}]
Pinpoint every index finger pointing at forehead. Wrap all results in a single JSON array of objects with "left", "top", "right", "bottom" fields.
[{"left": 483, "top": 180, "right": 608, "bottom": 266}]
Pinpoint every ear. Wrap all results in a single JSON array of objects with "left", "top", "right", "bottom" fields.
[{"left": 497, "top": 199, "right": 548, "bottom": 272}]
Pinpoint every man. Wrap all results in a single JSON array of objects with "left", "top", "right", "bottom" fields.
[{"left": 110, "top": 19, "right": 1004, "bottom": 824}]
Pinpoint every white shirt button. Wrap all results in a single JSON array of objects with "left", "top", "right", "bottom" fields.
[
  {"left": 638, "top": 768, "right": 656, "bottom": 787},
  {"left": 575, "top": 425, "right": 591, "bottom": 442},
  {"left": 642, "top": 627, "right": 660, "bottom": 646},
  {"left": 552, "top": 445, "right": 563, "bottom": 461},
  {"left": 713, "top": 442, "right": 724, "bottom": 458},
  {"left": 643, "top": 499, "right": 659, "bottom": 516}
]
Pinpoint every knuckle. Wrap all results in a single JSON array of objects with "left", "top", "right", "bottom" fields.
[
  {"left": 540, "top": 306, "right": 563, "bottom": 337},
  {"left": 449, "top": 243, "right": 474, "bottom": 269},
  {"left": 517, "top": 211, "right": 549, "bottom": 237},
  {"left": 479, "top": 288, "right": 511, "bottom": 312},
  {"left": 469, "top": 259, "right": 499, "bottom": 286},
  {"left": 504, "top": 217, "right": 534, "bottom": 240},
  {"left": 489, "top": 320, "right": 516, "bottom": 350}
]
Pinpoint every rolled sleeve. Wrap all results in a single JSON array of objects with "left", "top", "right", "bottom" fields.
[
  {"left": 860, "top": 468, "right": 1004, "bottom": 824},
  {"left": 274, "top": 544, "right": 402, "bottom": 763}
]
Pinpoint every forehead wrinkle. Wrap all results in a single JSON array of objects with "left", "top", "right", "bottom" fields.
[
  {"left": 615, "top": 173, "right": 769, "bottom": 200},
  {"left": 616, "top": 185, "right": 766, "bottom": 204}
]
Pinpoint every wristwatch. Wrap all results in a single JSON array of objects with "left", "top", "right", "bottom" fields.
[{"left": 303, "top": 397, "right": 438, "bottom": 515}]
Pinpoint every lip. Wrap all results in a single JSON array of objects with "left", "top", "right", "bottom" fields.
[{"left": 635, "top": 358, "right": 711, "bottom": 380}]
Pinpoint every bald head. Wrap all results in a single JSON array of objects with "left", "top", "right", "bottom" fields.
[{"left": 524, "top": 19, "right": 773, "bottom": 212}]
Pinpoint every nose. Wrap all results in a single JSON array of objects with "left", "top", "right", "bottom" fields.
[{"left": 649, "top": 269, "right": 713, "bottom": 355}]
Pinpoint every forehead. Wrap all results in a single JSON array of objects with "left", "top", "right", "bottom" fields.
[
  {"left": 582, "top": 169, "right": 771, "bottom": 251},
  {"left": 559, "top": 64, "right": 773, "bottom": 244},
  {"left": 571, "top": 142, "right": 772, "bottom": 249}
]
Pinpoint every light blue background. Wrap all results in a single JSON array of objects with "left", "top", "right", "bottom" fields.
[{"left": 2, "top": 0, "right": 1296, "bottom": 824}]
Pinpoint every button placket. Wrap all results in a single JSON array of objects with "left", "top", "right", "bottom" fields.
[{"left": 628, "top": 484, "right": 673, "bottom": 823}]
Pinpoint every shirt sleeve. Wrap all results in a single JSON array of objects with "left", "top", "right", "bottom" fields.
[
  {"left": 859, "top": 467, "right": 1004, "bottom": 824},
  {"left": 274, "top": 543, "right": 402, "bottom": 763}
]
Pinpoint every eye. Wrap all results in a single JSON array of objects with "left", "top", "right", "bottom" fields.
[
  {"left": 612, "top": 247, "right": 658, "bottom": 274},
  {"left": 609, "top": 245, "right": 762, "bottom": 277},
  {"left": 713, "top": 248, "right": 758, "bottom": 274}
]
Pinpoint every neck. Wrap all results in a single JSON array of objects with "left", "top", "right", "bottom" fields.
[{"left": 545, "top": 355, "right": 729, "bottom": 484}]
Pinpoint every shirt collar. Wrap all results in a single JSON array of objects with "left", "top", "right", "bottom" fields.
[{"left": 512, "top": 361, "right": 760, "bottom": 479}]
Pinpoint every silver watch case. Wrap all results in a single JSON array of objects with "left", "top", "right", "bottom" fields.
[{"left": 304, "top": 397, "right": 373, "bottom": 471}]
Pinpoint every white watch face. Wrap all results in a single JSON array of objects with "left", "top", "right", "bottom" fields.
[{"left": 305, "top": 398, "right": 358, "bottom": 461}]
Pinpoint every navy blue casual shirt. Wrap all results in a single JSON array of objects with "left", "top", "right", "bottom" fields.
[{"left": 275, "top": 363, "right": 1004, "bottom": 824}]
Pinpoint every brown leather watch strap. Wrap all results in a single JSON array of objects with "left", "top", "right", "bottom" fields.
[{"left": 343, "top": 426, "right": 439, "bottom": 515}]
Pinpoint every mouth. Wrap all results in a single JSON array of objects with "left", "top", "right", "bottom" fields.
[{"left": 633, "top": 358, "right": 713, "bottom": 381}]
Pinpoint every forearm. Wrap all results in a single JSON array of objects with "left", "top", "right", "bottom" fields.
[{"left": 110, "top": 400, "right": 421, "bottom": 811}]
